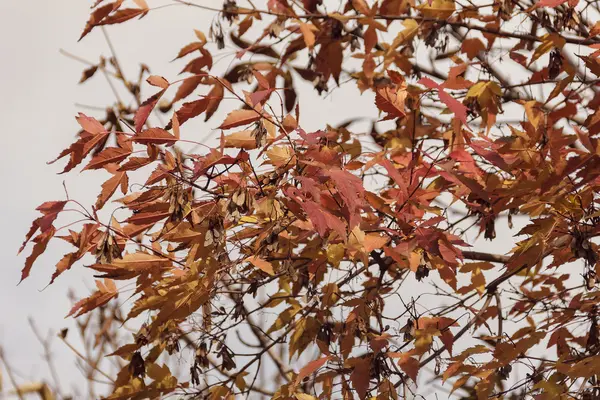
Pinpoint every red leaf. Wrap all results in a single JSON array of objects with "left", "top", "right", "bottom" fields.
[
  {"left": 536, "top": 0, "right": 568, "bottom": 6},
  {"left": 249, "top": 89, "right": 275, "bottom": 107},
  {"left": 380, "top": 159, "right": 408, "bottom": 195},
  {"left": 76, "top": 113, "right": 107, "bottom": 135},
  {"left": 20, "top": 226, "right": 56, "bottom": 283},
  {"left": 301, "top": 200, "right": 347, "bottom": 238},
  {"left": 83, "top": 147, "right": 132, "bottom": 170},
  {"left": 172, "top": 98, "right": 209, "bottom": 126},
  {"left": 172, "top": 75, "right": 205, "bottom": 103},
  {"left": 173, "top": 42, "right": 205, "bottom": 60},
  {"left": 132, "top": 128, "right": 178, "bottom": 145},
  {"left": 134, "top": 89, "right": 166, "bottom": 132},
  {"left": 418, "top": 78, "right": 468, "bottom": 124},
  {"left": 19, "top": 201, "right": 67, "bottom": 254},
  {"left": 67, "top": 279, "right": 118, "bottom": 317},
  {"left": 295, "top": 356, "right": 331, "bottom": 385}
]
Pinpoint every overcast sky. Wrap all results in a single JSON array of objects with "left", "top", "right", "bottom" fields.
[{"left": 0, "top": 1, "right": 532, "bottom": 398}]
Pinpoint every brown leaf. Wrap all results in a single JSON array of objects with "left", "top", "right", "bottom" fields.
[
  {"left": 19, "top": 201, "right": 67, "bottom": 254},
  {"left": 79, "top": 64, "right": 99, "bottom": 83},
  {"left": 315, "top": 41, "right": 343, "bottom": 83},
  {"left": 174, "top": 42, "right": 205, "bottom": 61},
  {"left": 96, "top": 171, "right": 128, "bottom": 209},
  {"left": 99, "top": 8, "right": 146, "bottom": 26},
  {"left": 79, "top": 2, "right": 117, "bottom": 40},
  {"left": 350, "top": 358, "right": 371, "bottom": 399}
]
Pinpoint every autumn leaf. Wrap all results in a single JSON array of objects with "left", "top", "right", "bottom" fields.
[
  {"left": 96, "top": 170, "right": 128, "bottom": 209},
  {"left": 220, "top": 109, "right": 262, "bottom": 129},
  {"left": 419, "top": 77, "right": 468, "bottom": 124},
  {"left": 295, "top": 356, "right": 331, "bottom": 385},
  {"left": 67, "top": 279, "right": 118, "bottom": 317},
  {"left": 247, "top": 255, "right": 275, "bottom": 275},
  {"left": 83, "top": 147, "right": 132, "bottom": 170},
  {"left": 134, "top": 89, "right": 166, "bottom": 132},
  {"left": 132, "top": 128, "right": 178, "bottom": 145},
  {"left": 375, "top": 86, "right": 407, "bottom": 120}
]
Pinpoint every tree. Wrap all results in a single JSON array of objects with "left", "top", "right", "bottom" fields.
[{"left": 14, "top": 0, "right": 600, "bottom": 398}]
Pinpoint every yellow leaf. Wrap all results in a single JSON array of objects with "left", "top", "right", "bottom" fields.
[
  {"left": 327, "top": 243, "right": 345, "bottom": 267},
  {"left": 418, "top": 0, "right": 455, "bottom": 19},
  {"left": 224, "top": 130, "right": 258, "bottom": 149},
  {"left": 389, "top": 19, "right": 418, "bottom": 52},
  {"left": 295, "top": 393, "right": 318, "bottom": 400},
  {"left": 530, "top": 33, "right": 566, "bottom": 66},
  {"left": 267, "top": 145, "right": 296, "bottom": 167},
  {"left": 235, "top": 372, "right": 249, "bottom": 392},
  {"left": 321, "top": 283, "right": 340, "bottom": 307}
]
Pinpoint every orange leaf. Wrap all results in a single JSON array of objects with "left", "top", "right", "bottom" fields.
[
  {"left": 247, "top": 256, "right": 275, "bottom": 275},
  {"left": 375, "top": 86, "right": 407, "bottom": 120},
  {"left": 67, "top": 279, "right": 118, "bottom": 317},
  {"left": 220, "top": 109, "right": 262, "bottom": 129},
  {"left": 146, "top": 75, "right": 169, "bottom": 89},
  {"left": 295, "top": 356, "right": 331, "bottom": 385}
]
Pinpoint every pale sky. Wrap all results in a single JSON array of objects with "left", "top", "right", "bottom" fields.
[{"left": 0, "top": 1, "right": 542, "bottom": 398}]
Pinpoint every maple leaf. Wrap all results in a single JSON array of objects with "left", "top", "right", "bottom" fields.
[
  {"left": 375, "top": 86, "right": 407, "bottom": 120},
  {"left": 299, "top": 200, "right": 347, "bottom": 238},
  {"left": 246, "top": 255, "right": 275, "bottom": 275},
  {"left": 418, "top": 77, "right": 468, "bottom": 124}
]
